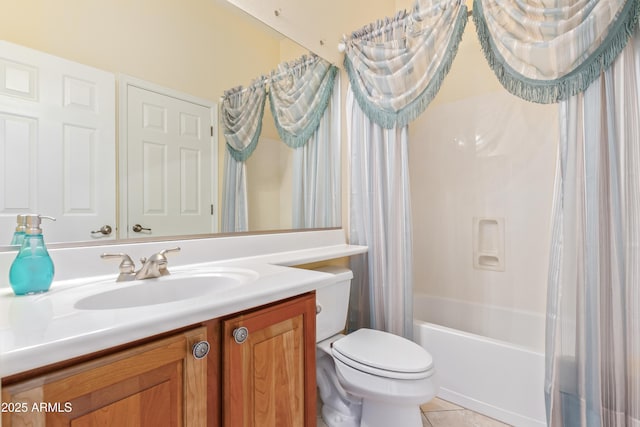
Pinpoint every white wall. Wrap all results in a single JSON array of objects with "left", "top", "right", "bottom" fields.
[{"left": 409, "top": 20, "right": 558, "bottom": 315}]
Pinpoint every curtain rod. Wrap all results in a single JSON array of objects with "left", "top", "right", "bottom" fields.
[
  {"left": 337, "top": 7, "right": 473, "bottom": 52},
  {"left": 222, "top": 55, "right": 321, "bottom": 100}
]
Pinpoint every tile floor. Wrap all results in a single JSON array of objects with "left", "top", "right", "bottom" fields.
[{"left": 317, "top": 397, "right": 512, "bottom": 427}]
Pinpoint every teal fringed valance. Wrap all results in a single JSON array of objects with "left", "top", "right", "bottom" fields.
[
  {"left": 343, "top": 0, "right": 468, "bottom": 129},
  {"left": 269, "top": 55, "right": 338, "bottom": 148},
  {"left": 221, "top": 78, "right": 267, "bottom": 162},
  {"left": 473, "top": 0, "right": 640, "bottom": 104}
]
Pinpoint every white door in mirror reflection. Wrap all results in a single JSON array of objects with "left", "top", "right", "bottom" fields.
[
  {"left": 124, "top": 83, "right": 217, "bottom": 238},
  {"left": 0, "top": 41, "right": 116, "bottom": 244}
]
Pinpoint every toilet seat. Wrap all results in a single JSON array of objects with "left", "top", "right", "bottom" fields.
[{"left": 331, "top": 328, "right": 434, "bottom": 380}]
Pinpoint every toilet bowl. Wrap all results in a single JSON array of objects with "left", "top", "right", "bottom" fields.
[{"left": 314, "top": 267, "right": 437, "bottom": 427}]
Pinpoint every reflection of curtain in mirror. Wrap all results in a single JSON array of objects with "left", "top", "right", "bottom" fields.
[
  {"left": 268, "top": 55, "right": 339, "bottom": 229},
  {"left": 221, "top": 79, "right": 267, "bottom": 233},
  {"left": 291, "top": 82, "right": 340, "bottom": 229}
]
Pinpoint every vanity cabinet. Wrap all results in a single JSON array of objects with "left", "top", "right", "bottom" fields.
[
  {"left": 1, "top": 292, "right": 317, "bottom": 427},
  {"left": 1, "top": 327, "right": 208, "bottom": 427},
  {"left": 221, "top": 292, "right": 317, "bottom": 427}
]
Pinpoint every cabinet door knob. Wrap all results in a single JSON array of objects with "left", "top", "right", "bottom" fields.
[
  {"left": 192, "top": 341, "right": 210, "bottom": 359},
  {"left": 233, "top": 327, "right": 249, "bottom": 344}
]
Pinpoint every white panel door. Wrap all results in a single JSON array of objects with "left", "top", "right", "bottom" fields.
[
  {"left": 0, "top": 41, "right": 116, "bottom": 243},
  {"left": 124, "top": 82, "right": 216, "bottom": 238}
]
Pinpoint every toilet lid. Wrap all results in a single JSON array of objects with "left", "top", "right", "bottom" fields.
[{"left": 331, "top": 329, "right": 433, "bottom": 379}]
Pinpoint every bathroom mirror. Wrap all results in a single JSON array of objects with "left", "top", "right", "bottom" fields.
[{"left": 0, "top": 0, "right": 340, "bottom": 246}]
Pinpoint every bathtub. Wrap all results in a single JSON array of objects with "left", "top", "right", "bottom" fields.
[{"left": 413, "top": 294, "right": 546, "bottom": 427}]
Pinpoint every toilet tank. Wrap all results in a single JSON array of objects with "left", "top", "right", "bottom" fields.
[{"left": 313, "top": 266, "right": 353, "bottom": 342}]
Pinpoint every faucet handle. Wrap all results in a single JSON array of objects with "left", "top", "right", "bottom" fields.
[
  {"left": 159, "top": 247, "right": 181, "bottom": 257},
  {"left": 101, "top": 253, "right": 135, "bottom": 274},
  {"left": 145, "top": 247, "right": 180, "bottom": 263},
  {"left": 154, "top": 247, "right": 180, "bottom": 275}
]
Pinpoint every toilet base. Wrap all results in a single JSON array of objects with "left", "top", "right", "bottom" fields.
[
  {"left": 321, "top": 399, "right": 425, "bottom": 427},
  {"left": 317, "top": 348, "right": 363, "bottom": 427},
  {"left": 321, "top": 403, "right": 360, "bottom": 427},
  {"left": 360, "top": 400, "right": 423, "bottom": 427},
  {"left": 316, "top": 332, "right": 435, "bottom": 427}
]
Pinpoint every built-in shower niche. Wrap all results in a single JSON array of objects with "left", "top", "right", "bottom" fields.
[{"left": 472, "top": 217, "right": 505, "bottom": 271}]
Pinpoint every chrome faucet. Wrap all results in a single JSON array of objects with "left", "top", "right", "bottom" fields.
[
  {"left": 101, "top": 247, "right": 181, "bottom": 282},
  {"left": 100, "top": 253, "right": 136, "bottom": 282},
  {"left": 135, "top": 247, "right": 180, "bottom": 279}
]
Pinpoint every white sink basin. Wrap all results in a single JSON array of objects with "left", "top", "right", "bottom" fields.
[{"left": 74, "top": 267, "right": 258, "bottom": 310}]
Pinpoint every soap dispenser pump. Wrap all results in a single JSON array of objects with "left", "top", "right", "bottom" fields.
[
  {"left": 9, "top": 214, "right": 56, "bottom": 296},
  {"left": 9, "top": 214, "right": 28, "bottom": 246}
]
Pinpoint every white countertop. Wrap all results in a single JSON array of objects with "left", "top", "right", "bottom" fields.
[{"left": 0, "top": 231, "right": 367, "bottom": 378}]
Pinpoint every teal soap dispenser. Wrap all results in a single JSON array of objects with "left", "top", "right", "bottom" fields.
[
  {"left": 9, "top": 214, "right": 56, "bottom": 296},
  {"left": 9, "top": 214, "right": 28, "bottom": 246}
]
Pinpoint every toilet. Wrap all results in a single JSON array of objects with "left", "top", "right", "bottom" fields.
[{"left": 314, "top": 266, "right": 437, "bottom": 427}]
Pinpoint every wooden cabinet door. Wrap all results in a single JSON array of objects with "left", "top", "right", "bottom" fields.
[
  {"left": 222, "top": 293, "right": 316, "bottom": 427},
  {"left": 1, "top": 327, "right": 208, "bottom": 427}
]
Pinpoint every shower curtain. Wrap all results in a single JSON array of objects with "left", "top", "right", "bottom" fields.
[
  {"left": 343, "top": 0, "right": 468, "bottom": 338},
  {"left": 346, "top": 88, "right": 413, "bottom": 337},
  {"left": 472, "top": 0, "right": 640, "bottom": 423},
  {"left": 545, "top": 28, "right": 640, "bottom": 427}
]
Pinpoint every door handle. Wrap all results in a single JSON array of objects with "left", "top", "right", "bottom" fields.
[
  {"left": 91, "top": 225, "right": 112, "bottom": 236},
  {"left": 132, "top": 224, "right": 151, "bottom": 233}
]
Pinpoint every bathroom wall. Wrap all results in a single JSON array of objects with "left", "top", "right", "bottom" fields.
[
  {"left": 0, "top": 0, "right": 284, "bottom": 137},
  {"left": 408, "top": 20, "right": 558, "bottom": 314},
  {"left": 246, "top": 137, "right": 293, "bottom": 231},
  {"left": 243, "top": 38, "right": 306, "bottom": 232}
]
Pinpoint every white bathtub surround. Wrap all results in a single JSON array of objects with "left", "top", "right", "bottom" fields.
[
  {"left": 0, "top": 229, "right": 367, "bottom": 377},
  {"left": 472, "top": 217, "right": 505, "bottom": 272},
  {"left": 545, "top": 30, "right": 640, "bottom": 425},
  {"left": 409, "top": 90, "right": 558, "bottom": 316},
  {"left": 406, "top": 24, "right": 559, "bottom": 425},
  {"left": 414, "top": 295, "right": 545, "bottom": 352},
  {"left": 414, "top": 294, "right": 546, "bottom": 427}
]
